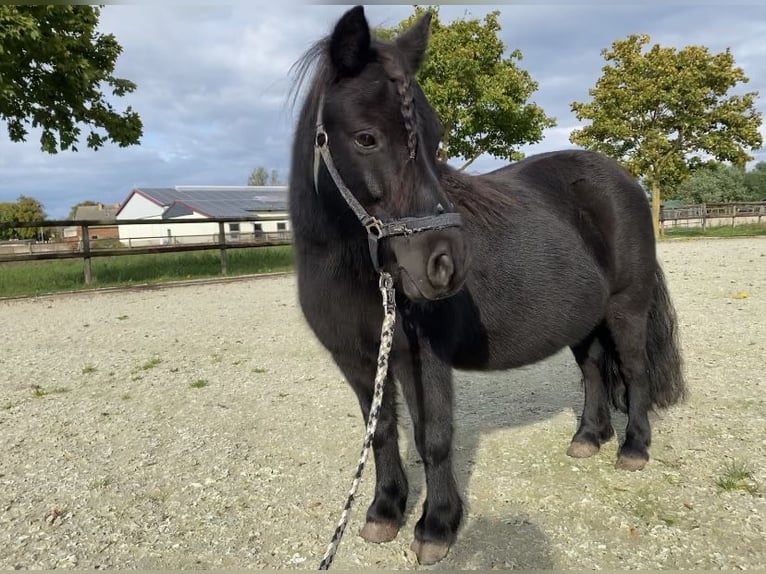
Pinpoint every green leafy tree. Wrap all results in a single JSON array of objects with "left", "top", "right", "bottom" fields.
[
  {"left": 248, "top": 166, "right": 282, "bottom": 186},
  {"left": 570, "top": 34, "right": 762, "bottom": 237},
  {"left": 0, "top": 195, "right": 45, "bottom": 239},
  {"left": 744, "top": 161, "right": 766, "bottom": 201},
  {"left": 377, "top": 7, "right": 555, "bottom": 170},
  {"left": 0, "top": 203, "right": 17, "bottom": 240},
  {"left": 0, "top": 5, "right": 142, "bottom": 153},
  {"left": 675, "top": 163, "right": 750, "bottom": 204},
  {"left": 248, "top": 167, "right": 268, "bottom": 186}
]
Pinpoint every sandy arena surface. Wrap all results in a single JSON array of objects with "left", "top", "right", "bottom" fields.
[{"left": 1, "top": 237, "right": 764, "bottom": 569}]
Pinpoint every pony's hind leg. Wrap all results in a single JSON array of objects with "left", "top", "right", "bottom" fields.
[
  {"left": 605, "top": 293, "right": 653, "bottom": 471},
  {"left": 567, "top": 329, "right": 615, "bottom": 458},
  {"left": 332, "top": 353, "right": 409, "bottom": 542}
]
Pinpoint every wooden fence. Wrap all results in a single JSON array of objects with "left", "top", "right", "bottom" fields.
[
  {"left": 2, "top": 201, "right": 764, "bottom": 286},
  {"left": 0, "top": 217, "right": 292, "bottom": 285},
  {"left": 661, "top": 202, "right": 766, "bottom": 229}
]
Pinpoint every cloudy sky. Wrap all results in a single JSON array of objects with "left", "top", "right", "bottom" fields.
[{"left": 1, "top": 2, "right": 765, "bottom": 219}]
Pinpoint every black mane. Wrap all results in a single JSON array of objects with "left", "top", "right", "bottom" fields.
[{"left": 438, "top": 163, "right": 517, "bottom": 228}]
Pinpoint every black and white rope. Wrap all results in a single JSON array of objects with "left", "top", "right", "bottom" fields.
[{"left": 318, "top": 272, "right": 397, "bottom": 570}]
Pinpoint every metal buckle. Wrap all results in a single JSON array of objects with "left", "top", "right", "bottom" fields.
[
  {"left": 378, "top": 272, "right": 396, "bottom": 313},
  {"left": 316, "top": 128, "right": 328, "bottom": 148},
  {"left": 365, "top": 218, "right": 383, "bottom": 238}
]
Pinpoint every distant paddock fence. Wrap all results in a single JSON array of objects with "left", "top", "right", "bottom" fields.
[
  {"left": 2, "top": 202, "right": 764, "bottom": 285},
  {"left": 661, "top": 202, "right": 766, "bottom": 229},
  {"left": 0, "top": 217, "right": 292, "bottom": 285}
]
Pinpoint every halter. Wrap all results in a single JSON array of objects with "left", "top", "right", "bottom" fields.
[{"left": 313, "top": 93, "right": 463, "bottom": 272}]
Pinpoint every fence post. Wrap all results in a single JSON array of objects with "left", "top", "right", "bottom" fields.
[
  {"left": 81, "top": 224, "right": 93, "bottom": 285},
  {"left": 701, "top": 203, "right": 707, "bottom": 231},
  {"left": 218, "top": 221, "right": 228, "bottom": 275}
]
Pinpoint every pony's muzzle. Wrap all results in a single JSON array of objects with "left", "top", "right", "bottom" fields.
[{"left": 388, "top": 228, "right": 468, "bottom": 302}]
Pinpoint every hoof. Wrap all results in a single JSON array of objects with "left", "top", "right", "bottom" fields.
[
  {"left": 566, "top": 440, "right": 599, "bottom": 458},
  {"left": 410, "top": 539, "right": 450, "bottom": 565},
  {"left": 360, "top": 521, "right": 399, "bottom": 543},
  {"left": 615, "top": 455, "right": 648, "bottom": 471}
]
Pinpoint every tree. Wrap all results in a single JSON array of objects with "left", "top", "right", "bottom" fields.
[
  {"left": 570, "top": 34, "right": 762, "bottom": 237},
  {"left": 248, "top": 166, "right": 282, "bottom": 186},
  {"left": 0, "top": 203, "right": 17, "bottom": 240},
  {"left": 744, "top": 161, "right": 766, "bottom": 201},
  {"left": 376, "top": 7, "right": 555, "bottom": 170},
  {"left": 0, "top": 5, "right": 142, "bottom": 153},
  {"left": 0, "top": 195, "right": 45, "bottom": 239},
  {"left": 675, "top": 163, "right": 749, "bottom": 204}
]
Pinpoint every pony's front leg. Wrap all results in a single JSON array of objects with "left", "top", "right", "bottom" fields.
[
  {"left": 332, "top": 352, "right": 409, "bottom": 543},
  {"left": 391, "top": 345, "right": 462, "bottom": 565}
]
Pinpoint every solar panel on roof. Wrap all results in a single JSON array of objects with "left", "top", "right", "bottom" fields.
[{"left": 137, "top": 186, "right": 287, "bottom": 218}]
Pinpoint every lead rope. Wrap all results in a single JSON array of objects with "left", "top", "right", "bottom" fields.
[{"left": 318, "top": 272, "right": 397, "bottom": 570}]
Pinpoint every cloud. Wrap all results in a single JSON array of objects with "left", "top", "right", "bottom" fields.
[{"left": 1, "top": 4, "right": 764, "bottom": 218}]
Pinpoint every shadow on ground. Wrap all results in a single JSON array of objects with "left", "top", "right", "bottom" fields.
[
  {"left": 388, "top": 355, "right": 585, "bottom": 568},
  {"left": 439, "top": 515, "right": 556, "bottom": 569}
]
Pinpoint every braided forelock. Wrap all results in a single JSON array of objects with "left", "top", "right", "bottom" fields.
[{"left": 378, "top": 47, "right": 417, "bottom": 160}]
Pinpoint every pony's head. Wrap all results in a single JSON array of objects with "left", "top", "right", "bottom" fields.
[{"left": 296, "top": 5, "right": 468, "bottom": 301}]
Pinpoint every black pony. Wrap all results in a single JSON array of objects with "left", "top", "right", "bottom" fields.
[{"left": 288, "top": 5, "right": 685, "bottom": 565}]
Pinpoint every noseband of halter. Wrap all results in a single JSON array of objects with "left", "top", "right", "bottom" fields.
[{"left": 313, "top": 92, "right": 463, "bottom": 273}]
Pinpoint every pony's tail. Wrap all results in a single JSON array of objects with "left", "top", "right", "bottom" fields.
[
  {"left": 601, "top": 264, "right": 687, "bottom": 413},
  {"left": 644, "top": 265, "right": 687, "bottom": 408}
]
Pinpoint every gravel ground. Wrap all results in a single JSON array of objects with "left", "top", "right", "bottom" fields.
[{"left": 1, "top": 237, "right": 765, "bottom": 570}]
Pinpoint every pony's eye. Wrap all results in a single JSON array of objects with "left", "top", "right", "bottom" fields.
[{"left": 354, "top": 132, "right": 377, "bottom": 149}]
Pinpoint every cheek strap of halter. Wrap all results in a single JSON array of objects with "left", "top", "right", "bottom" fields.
[{"left": 313, "top": 92, "right": 462, "bottom": 273}]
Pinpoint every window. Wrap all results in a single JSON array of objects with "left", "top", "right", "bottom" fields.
[
  {"left": 277, "top": 222, "right": 287, "bottom": 231},
  {"left": 253, "top": 223, "right": 262, "bottom": 232},
  {"left": 229, "top": 223, "right": 240, "bottom": 232}
]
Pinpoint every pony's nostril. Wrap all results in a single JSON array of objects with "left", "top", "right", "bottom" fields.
[{"left": 428, "top": 252, "right": 454, "bottom": 289}]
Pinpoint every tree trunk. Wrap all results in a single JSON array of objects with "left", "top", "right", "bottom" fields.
[
  {"left": 651, "top": 180, "right": 662, "bottom": 239},
  {"left": 459, "top": 153, "right": 481, "bottom": 172}
]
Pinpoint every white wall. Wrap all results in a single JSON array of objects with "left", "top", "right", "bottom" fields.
[
  {"left": 249, "top": 213, "right": 290, "bottom": 234},
  {"left": 119, "top": 214, "right": 215, "bottom": 246},
  {"left": 118, "top": 212, "right": 291, "bottom": 246},
  {"left": 116, "top": 191, "right": 291, "bottom": 245},
  {"left": 117, "top": 193, "right": 163, "bottom": 220}
]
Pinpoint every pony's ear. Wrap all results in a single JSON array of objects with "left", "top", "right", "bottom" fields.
[
  {"left": 329, "top": 5, "right": 371, "bottom": 78},
  {"left": 395, "top": 11, "right": 432, "bottom": 72}
]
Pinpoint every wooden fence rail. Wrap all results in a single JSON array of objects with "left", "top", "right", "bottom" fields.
[
  {"left": 2, "top": 201, "right": 764, "bottom": 285},
  {"left": 0, "top": 217, "right": 292, "bottom": 285},
  {"left": 661, "top": 201, "right": 766, "bottom": 229}
]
